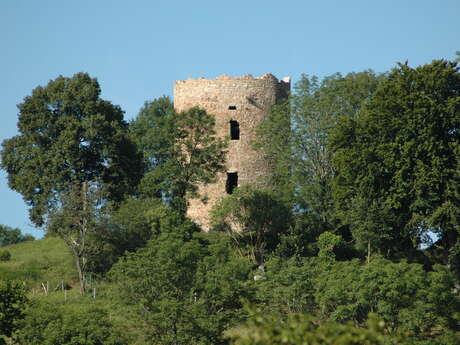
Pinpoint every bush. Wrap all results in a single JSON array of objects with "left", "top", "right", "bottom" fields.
[
  {"left": 14, "top": 301, "right": 127, "bottom": 345},
  {"left": 226, "top": 311, "right": 392, "bottom": 345},
  {"left": 0, "top": 280, "right": 28, "bottom": 343},
  {"left": 0, "top": 225, "right": 34, "bottom": 247},
  {"left": 314, "top": 256, "right": 460, "bottom": 342},
  {"left": 210, "top": 185, "right": 292, "bottom": 264},
  {"left": 0, "top": 250, "right": 11, "bottom": 261}
]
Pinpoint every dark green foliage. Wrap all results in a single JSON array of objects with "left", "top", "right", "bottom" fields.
[
  {"left": 0, "top": 250, "right": 11, "bottom": 262},
  {"left": 254, "top": 71, "right": 383, "bottom": 253},
  {"left": 314, "top": 256, "right": 460, "bottom": 340},
  {"left": 0, "top": 280, "right": 27, "bottom": 343},
  {"left": 169, "top": 106, "right": 228, "bottom": 213},
  {"left": 210, "top": 185, "right": 292, "bottom": 264},
  {"left": 255, "top": 257, "right": 315, "bottom": 314},
  {"left": 253, "top": 99, "right": 294, "bottom": 204},
  {"left": 1, "top": 73, "right": 143, "bottom": 293},
  {"left": 1, "top": 72, "right": 143, "bottom": 227},
  {"left": 0, "top": 225, "right": 34, "bottom": 247},
  {"left": 129, "top": 97, "right": 176, "bottom": 198},
  {"left": 109, "top": 219, "right": 207, "bottom": 345},
  {"left": 14, "top": 301, "right": 127, "bottom": 345},
  {"left": 317, "top": 231, "right": 344, "bottom": 261},
  {"left": 130, "top": 97, "right": 176, "bottom": 171},
  {"left": 110, "top": 218, "right": 254, "bottom": 345},
  {"left": 46, "top": 182, "right": 105, "bottom": 293},
  {"left": 192, "top": 234, "right": 255, "bottom": 345},
  {"left": 290, "top": 71, "right": 383, "bottom": 231},
  {"left": 130, "top": 99, "right": 227, "bottom": 214},
  {"left": 226, "top": 311, "right": 392, "bottom": 345},
  {"left": 274, "top": 214, "right": 325, "bottom": 258},
  {"left": 89, "top": 197, "right": 168, "bottom": 273},
  {"left": 331, "top": 60, "right": 460, "bottom": 262}
]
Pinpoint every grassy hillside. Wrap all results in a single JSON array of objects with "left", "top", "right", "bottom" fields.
[{"left": 0, "top": 236, "right": 77, "bottom": 290}]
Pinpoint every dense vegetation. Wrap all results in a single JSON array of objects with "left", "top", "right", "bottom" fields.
[{"left": 1, "top": 59, "right": 460, "bottom": 344}]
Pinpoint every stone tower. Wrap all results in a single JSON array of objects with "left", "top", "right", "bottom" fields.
[{"left": 174, "top": 74, "right": 290, "bottom": 229}]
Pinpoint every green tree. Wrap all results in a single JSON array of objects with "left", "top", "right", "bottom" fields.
[
  {"left": 0, "top": 250, "right": 11, "bottom": 262},
  {"left": 226, "top": 311, "right": 392, "bottom": 345},
  {"left": 130, "top": 102, "right": 227, "bottom": 215},
  {"left": 110, "top": 218, "right": 254, "bottom": 345},
  {"left": 129, "top": 97, "right": 176, "bottom": 198},
  {"left": 0, "top": 280, "right": 27, "bottom": 344},
  {"left": 331, "top": 60, "right": 460, "bottom": 263},
  {"left": 210, "top": 185, "right": 292, "bottom": 264},
  {"left": 253, "top": 99, "right": 293, "bottom": 204},
  {"left": 313, "top": 257, "right": 460, "bottom": 341},
  {"left": 192, "top": 233, "right": 255, "bottom": 345},
  {"left": 46, "top": 182, "right": 106, "bottom": 292},
  {"left": 291, "top": 72, "right": 383, "bottom": 232},
  {"left": 254, "top": 72, "right": 383, "bottom": 241},
  {"left": 15, "top": 301, "right": 126, "bottom": 345},
  {"left": 1, "top": 73, "right": 143, "bottom": 293},
  {"left": 255, "top": 256, "right": 315, "bottom": 314},
  {"left": 110, "top": 217, "right": 206, "bottom": 345},
  {"left": 164, "top": 106, "right": 228, "bottom": 214},
  {"left": 0, "top": 225, "right": 34, "bottom": 247},
  {"left": 317, "top": 231, "right": 344, "bottom": 262},
  {"left": 87, "top": 197, "right": 169, "bottom": 274}
]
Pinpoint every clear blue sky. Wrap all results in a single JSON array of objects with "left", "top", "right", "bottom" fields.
[{"left": 1, "top": 0, "right": 459, "bottom": 238}]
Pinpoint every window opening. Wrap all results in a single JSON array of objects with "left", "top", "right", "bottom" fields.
[
  {"left": 230, "top": 120, "right": 240, "bottom": 140},
  {"left": 229, "top": 105, "right": 237, "bottom": 110},
  {"left": 226, "top": 172, "right": 238, "bottom": 194}
]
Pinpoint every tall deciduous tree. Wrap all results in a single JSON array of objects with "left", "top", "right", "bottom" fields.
[
  {"left": 129, "top": 97, "right": 176, "bottom": 199},
  {"left": 291, "top": 72, "right": 383, "bottom": 231},
  {"left": 331, "top": 60, "right": 460, "bottom": 264},
  {"left": 255, "top": 72, "right": 383, "bottom": 235},
  {"left": 253, "top": 99, "right": 294, "bottom": 205},
  {"left": 130, "top": 102, "right": 227, "bottom": 215},
  {"left": 210, "top": 185, "right": 292, "bottom": 264},
  {"left": 1, "top": 73, "right": 143, "bottom": 292},
  {"left": 0, "top": 225, "right": 34, "bottom": 247}
]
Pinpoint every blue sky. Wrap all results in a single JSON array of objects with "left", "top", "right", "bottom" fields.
[{"left": 1, "top": 0, "right": 459, "bottom": 238}]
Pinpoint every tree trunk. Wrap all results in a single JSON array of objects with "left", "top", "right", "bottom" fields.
[{"left": 75, "top": 255, "right": 85, "bottom": 294}]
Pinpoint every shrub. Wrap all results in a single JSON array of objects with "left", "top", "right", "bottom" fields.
[
  {"left": 0, "top": 250, "right": 11, "bottom": 261},
  {"left": 14, "top": 301, "right": 127, "bottom": 345},
  {"left": 0, "top": 280, "right": 28, "bottom": 343},
  {"left": 226, "top": 311, "right": 392, "bottom": 345}
]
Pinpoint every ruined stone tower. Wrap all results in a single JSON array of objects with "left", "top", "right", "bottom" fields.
[{"left": 174, "top": 74, "right": 290, "bottom": 229}]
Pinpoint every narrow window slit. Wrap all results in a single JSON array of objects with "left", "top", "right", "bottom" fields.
[
  {"left": 229, "top": 105, "right": 237, "bottom": 110},
  {"left": 226, "top": 172, "right": 238, "bottom": 194},
  {"left": 230, "top": 120, "right": 240, "bottom": 140}
]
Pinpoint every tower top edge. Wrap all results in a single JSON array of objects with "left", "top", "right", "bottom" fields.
[{"left": 175, "top": 74, "right": 291, "bottom": 85}]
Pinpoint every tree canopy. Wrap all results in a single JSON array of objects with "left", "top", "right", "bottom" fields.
[
  {"left": 331, "top": 60, "right": 460, "bottom": 261},
  {"left": 0, "top": 225, "right": 34, "bottom": 247},
  {"left": 130, "top": 100, "right": 227, "bottom": 214},
  {"left": 1, "top": 72, "right": 143, "bottom": 227},
  {"left": 2, "top": 61, "right": 460, "bottom": 345},
  {"left": 1, "top": 72, "right": 143, "bottom": 293}
]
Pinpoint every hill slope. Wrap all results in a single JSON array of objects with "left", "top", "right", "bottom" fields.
[{"left": 0, "top": 237, "right": 76, "bottom": 290}]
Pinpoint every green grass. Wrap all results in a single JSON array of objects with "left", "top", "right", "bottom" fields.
[
  {"left": 0, "top": 236, "right": 77, "bottom": 290},
  {"left": 0, "top": 237, "right": 147, "bottom": 342}
]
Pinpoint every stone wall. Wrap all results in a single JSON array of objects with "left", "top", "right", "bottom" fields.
[{"left": 174, "top": 74, "right": 290, "bottom": 230}]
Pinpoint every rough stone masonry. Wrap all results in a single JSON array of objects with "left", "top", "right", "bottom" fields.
[{"left": 174, "top": 74, "right": 290, "bottom": 230}]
